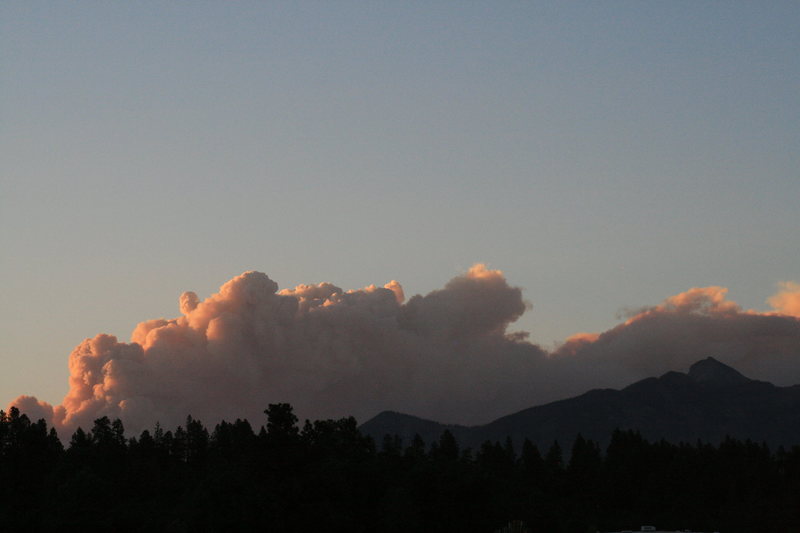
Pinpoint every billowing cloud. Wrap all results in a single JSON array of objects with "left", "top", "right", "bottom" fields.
[
  {"left": 552, "top": 284, "right": 800, "bottom": 389},
  {"left": 8, "top": 267, "right": 800, "bottom": 439},
  {"left": 768, "top": 281, "right": 800, "bottom": 318},
  {"left": 10, "top": 265, "right": 548, "bottom": 435}
]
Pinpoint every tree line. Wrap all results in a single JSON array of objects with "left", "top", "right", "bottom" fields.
[{"left": 1, "top": 404, "right": 799, "bottom": 532}]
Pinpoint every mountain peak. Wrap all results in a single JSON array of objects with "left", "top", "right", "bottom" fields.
[{"left": 688, "top": 357, "right": 750, "bottom": 385}]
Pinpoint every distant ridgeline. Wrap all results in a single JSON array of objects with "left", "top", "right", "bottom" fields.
[
  {"left": 360, "top": 357, "right": 800, "bottom": 451},
  {"left": 1, "top": 395, "right": 800, "bottom": 531}
]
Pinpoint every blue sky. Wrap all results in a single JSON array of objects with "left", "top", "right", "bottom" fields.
[{"left": 2, "top": 1, "right": 799, "bottom": 407}]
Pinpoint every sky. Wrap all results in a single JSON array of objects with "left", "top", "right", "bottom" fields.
[{"left": 1, "top": 2, "right": 799, "bottom": 431}]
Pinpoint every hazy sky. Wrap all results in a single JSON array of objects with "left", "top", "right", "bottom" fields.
[{"left": 2, "top": 2, "right": 799, "bottom": 409}]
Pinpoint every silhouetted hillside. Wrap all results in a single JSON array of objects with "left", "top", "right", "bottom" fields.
[{"left": 360, "top": 357, "right": 800, "bottom": 450}]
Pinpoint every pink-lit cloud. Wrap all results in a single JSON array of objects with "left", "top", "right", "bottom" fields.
[
  {"left": 8, "top": 267, "right": 800, "bottom": 439},
  {"left": 10, "top": 266, "right": 547, "bottom": 435},
  {"left": 552, "top": 283, "right": 800, "bottom": 389},
  {"left": 768, "top": 281, "right": 800, "bottom": 318}
]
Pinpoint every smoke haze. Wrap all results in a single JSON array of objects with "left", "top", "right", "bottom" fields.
[{"left": 10, "top": 266, "right": 800, "bottom": 437}]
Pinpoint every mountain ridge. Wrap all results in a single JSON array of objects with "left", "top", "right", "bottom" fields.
[{"left": 360, "top": 357, "right": 800, "bottom": 450}]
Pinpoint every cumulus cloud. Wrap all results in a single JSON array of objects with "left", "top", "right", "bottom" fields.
[
  {"left": 768, "top": 281, "right": 800, "bottom": 318},
  {"left": 8, "top": 267, "right": 800, "bottom": 439},
  {"left": 552, "top": 284, "right": 800, "bottom": 389},
  {"left": 10, "top": 266, "right": 548, "bottom": 435}
]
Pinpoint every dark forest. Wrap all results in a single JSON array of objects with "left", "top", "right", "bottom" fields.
[{"left": 1, "top": 404, "right": 798, "bottom": 532}]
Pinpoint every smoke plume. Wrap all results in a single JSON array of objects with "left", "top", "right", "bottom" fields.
[
  {"left": 552, "top": 284, "right": 800, "bottom": 388},
  {"left": 9, "top": 266, "right": 800, "bottom": 437},
  {"left": 768, "top": 281, "right": 800, "bottom": 318}
]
